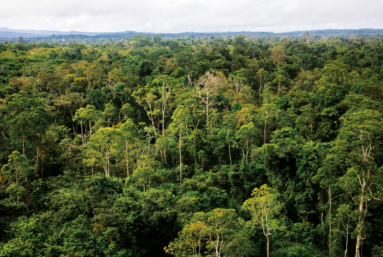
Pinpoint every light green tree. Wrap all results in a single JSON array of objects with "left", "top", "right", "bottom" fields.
[
  {"left": 153, "top": 75, "right": 176, "bottom": 135},
  {"left": 120, "top": 103, "right": 133, "bottom": 121},
  {"left": 235, "top": 122, "right": 258, "bottom": 166},
  {"left": 2, "top": 151, "right": 34, "bottom": 203},
  {"left": 120, "top": 119, "right": 139, "bottom": 177},
  {"left": 256, "top": 68, "right": 267, "bottom": 106},
  {"left": 258, "top": 85, "right": 278, "bottom": 144},
  {"left": 332, "top": 109, "right": 383, "bottom": 257},
  {"left": 165, "top": 208, "right": 253, "bottom": 257},
  {"left": 87, "top": 127, "right": 121, "bottom": 177},
  {"left": 242, "top": 184, "right": 284, "bottom": 257},
  {"left": 168, "top": 105, "right": 191, "bottom": 185},
  {"left": 73, "top": 105, "right": 101, "bottom": 142}
]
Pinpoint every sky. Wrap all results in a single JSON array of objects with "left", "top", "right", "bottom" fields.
[{"left": 1, "top": 0, "right": 383, "bottom": 33}]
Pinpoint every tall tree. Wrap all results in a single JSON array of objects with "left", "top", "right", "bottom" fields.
[
  {"left": 87, "top": 127, "right": 121, "bottom": 177},
  {"left": 120, "top": 119, "right": 138, "bottom": 177},
  {"left": 195, "top": 71, "right": 227, "bottom": 134},
  {"left": 2, "top": 151, "right": 34, "bottom": 204},
  {"left": 168, "top": 105, "right": 191, "bottom": 185},
  {"left": 166, "top": 208, "right": 253, "bottom": 257},
  {"left": 2, "top": 93, "right": 52, "bottom": 156},
  {"left": 332, "top": 108, "right": 383, "bottom": 257},
  {"left": 242, "top": 185, "right": 284, "bottom": 257}
]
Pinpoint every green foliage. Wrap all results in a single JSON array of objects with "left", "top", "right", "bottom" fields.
[
  {"left": 0, "top": 36, "right": 383, "bottom": 257},
  {"left": 165, "top": 208, "right": 253, "bottom": 257}
]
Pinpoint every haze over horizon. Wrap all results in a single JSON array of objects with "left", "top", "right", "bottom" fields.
[{"left": 1, "top": 0, "right": 382, "bottom": 33}]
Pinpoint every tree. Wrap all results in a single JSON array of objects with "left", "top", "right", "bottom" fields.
[
  {"left": 168, "top": 106, "right": 191, "bottom": 185},
  {"left": 132, "top": 152, "right": 157, "bottom": 192},
  {"left": 195, "top": 71, "right": 227, "bottom": 134},
  {"left": 230, "top": 69, "right": 247, "bottom": 93},
  {"left": 73, "top": 105, "right": 101, "bottom": 141},
  {"left": 242, "top": 185, "right": 284, "bottom": 257},
  {"left": 2, "top": 93, "right": 52, "bottom": 156},
  {"left": 235, "top": 122, "right": 258, "bottom": 166},
  {"left": 133, "top": 85, "right": 161, "bottom": 128},
  {"left": 2, "top": 151, "right": 34, "bottom": 204},
  {"left": 165, "top": 208, "right": 253, "bottom": 257},
  {"left": 312, "top": 142, "right": 343, "bottom": 255},
  {"left": 332, "top": 108, "right": 383, "bottom": 257},
  {"left": 103, "top": 102, "right": 118, "bottom": 127},
  {"left": 120, "top": 119, "right": 138, "bottom": 177},
  {"left": 258, "top": 85, "right": 278, "bottom": 144},
  {"left": 73, "top": 61, "right": 104, "bottom": 90},
  {"left": 333, "top": 204, "right": 354, "bottom": 257},
  {"left": 153, "top": 35, "right": 162, "bottom": 44},
  {"left": 271, "top": 46, "right": 286, "bottom": 70},
  {"left": 302, "top": 31, "right": 313, "bottom": 45},
  {"left": 82, "top": 147, "right": 100, "bottom": 176},
  {"left": 17, "top": 37, "right": 26, "bottom": 46},
  {"left": 273, "top": 74, "right": 285, "bottom": 91},
  {"left": 153, "top": 75, "right": 176, "bottom": 135},
  {"left": 256, "top": 69, "right": 267, "bottom": 106},
  {"left": 87, "top": 127, "right": 121, "bottom": 177},
  {"left": 223, "top": 116, "right": 236, "bottom": 166},
  {"left": 120, "top": 103, "right": 133, "bottom": 121}
]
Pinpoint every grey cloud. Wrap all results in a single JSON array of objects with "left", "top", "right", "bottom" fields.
[{"left": 0, "top": 0, "right": 382, "bottom": 32}]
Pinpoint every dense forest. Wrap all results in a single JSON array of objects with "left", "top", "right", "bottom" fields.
[
  {"left": 0, "top": 34, "right": 383, "bottom": 257},
  {"left": 1, "top": 29, "right": 383, "bottom": 45}
]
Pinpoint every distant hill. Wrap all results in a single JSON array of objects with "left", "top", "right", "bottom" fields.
[
  {"left": 0, "top": 27, "right": 102, "bottom": 38},
  {"left": 0, "top": 27, "right": 382, "bottom": 43}
]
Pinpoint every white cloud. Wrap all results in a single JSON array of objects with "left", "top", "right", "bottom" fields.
[{"left": 1, "top": 0, "right": 382, "bottom": 32}]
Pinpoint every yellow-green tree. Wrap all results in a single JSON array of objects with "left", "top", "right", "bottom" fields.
[
  {"left": 332, "top": 109, "right": 383, "bottom": 257},
  {"left": 258, "top": 85, "right": 278, "bottom": 144},
  {"left": 120, "top": 119, "right": 139, "bottom": 177},
  {"left": 242, "top": 185, "right": 284, "bottom": 257},
  {"left": 2, "top": 151, "right": 34, "bottom": 204},
  {"left": 169, "top": 105, "right": 192, "bottom": 185},
  {"left": 165, "top": 208, "right": 253, "bottom": 257},
  {"left": 87, "top": 127, "right": 121, "bottom": 177}
]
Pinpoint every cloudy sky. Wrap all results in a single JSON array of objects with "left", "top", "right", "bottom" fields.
[{"left": 1, "top": 0, "right": 383, "bottom": 33}]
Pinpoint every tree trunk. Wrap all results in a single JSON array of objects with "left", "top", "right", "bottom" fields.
[
  {"left": 242, "top": 147, "right": 245, "bottom": 165},
  {"left": 215, "top": 235, "right": 220, "bottom": 257},
  {"left": 162, "top": 110, "right": 166, "bottom": 135},
  {"left": 264, "top": 121, "right": 267, "bottom": 144},
  {"left": 329, "top": 187, "right": 332, "bottom": 254},
  {"left": 179, "top": 132, "right": 182, "bottom": 186},
  {"left": 22, "top": 137, "right": 26, "bottom": 155},
  {"left": 259, "top": 81, "right": 262, "bottom": 107},
  {"left": 267, "top": 235, "right": 270, "bottom": 257},
  {"left": 25, "top": 177, "right": 29, "bottom": 209},
  {"left": 36, "top": 146, "right": 39, "bottom": 166},
  {"left": 89, "top": 120, "right": 92, "bottom": 136},
  {"left": 108, "top": 156, "right": 110, "bottom": 177},
  {"left": 228, "top": 139, "right": 232, "bottom": 166},
  {"left": 345, "top": 223, "right": 349, "bottom": 257},
  {"left": 355, "top": 199, "right": 364, "bottom": 257},
  {"left": 80, "top": 118, "right": 84, "bottom": 144},
  {"left": 162, "top": 107, "right": 168, "bottom": 164},
  {"left": 126, "top": 140, "right": 129, "bottom": 177},
  {"left": 206, "top": 102, "right": 209, "bottom": 135},
  {"left": 105, "top": 150, "right": 110, "bottom": 177},
  {"left": 16, "top": 170, "right": 19, "bottom": 203}
]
